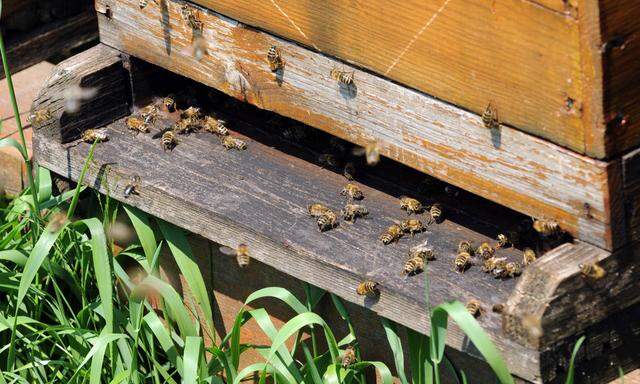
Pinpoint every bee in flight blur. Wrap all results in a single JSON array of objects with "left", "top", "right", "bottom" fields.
[
  {"left": 219, "top": 243, "right": 251, "bottom": 268},
  {"left": 352, "top": 141, "right": 380, "bottom": 166},
  {"left": 124, "top": 175, "right": 141, "bottom": 198}
]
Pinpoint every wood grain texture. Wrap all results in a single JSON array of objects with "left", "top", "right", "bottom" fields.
[
  {"left": 96, "top": 0, "right": 623, "bottom": 250},
  {"left": 623, "top": 148, "right": 640, "bottom": 243}
]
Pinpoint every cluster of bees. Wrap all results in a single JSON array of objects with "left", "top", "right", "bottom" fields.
[{"left": 308, "top": 183, "right": 369, "bottom": 232}]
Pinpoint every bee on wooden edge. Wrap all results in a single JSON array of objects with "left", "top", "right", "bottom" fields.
[{"left": 220, "top": 243, "right": 251, "bottom": 268}]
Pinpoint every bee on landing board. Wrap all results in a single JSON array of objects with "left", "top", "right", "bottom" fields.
[
  {"left": 494, "top": 261, "right": 522, "bottom": 278},
  {"left": 399, "top": 196, "right": 423, "bottom": 215},
  {"left": 454, "top": 251, "right": 473, "bottom": 273},
  {"left": 466, "top": 300, "right": 484, "bottom": 318},
  {"left": 124, "top": 175, "right": 141, "bottom": 198},
  {"left": 308, "top": 203, "right": 331, "bottom": 218},
  {"left": 356, "top": 280, "right": 379, "bottom": 297},
  {"left": 379, "top": 224, "right": 404, "bottom": 245},
  {"left": 409, "top": 240, "right": 436, "bottom": 262},
  {"left": 140, "top": 104, "right": 160, "bottom": 126},
  {"left": 579, "top": 262, "right": 606, "bottom": 281},
  {"left": 161, "top": 130, "right": 178, "bottom": 151},
  {"left": 266, "top": 45, "right": 285, "bottom": 72},
  {"left": 220, "top": 243, "right": 251, "bottom": 268},
  {"left": 482, "top": 103, "right": 499, "bottom": 129},
  {"left": 403, "top": 243, "right": 434, "bottom": 276},
  {"left": 330, "top": 67, "right": 355, "bottom": 86},
  {"left": 343, "top": 162, "right": 356, "bottom": 180},
  {"left": 341, "top": 345, "right": 356, "bottom": 367},
  {"left": 341, "top": 183, "right": 364, "bottom": 200},
  {"left": 341, "top": 204, "right": 369, "bottom": 223},
  {"left": 482, "top": 256, "right": 507, "bottom": 274},
  {"left": 429, "top": 203, "right": 443, "bottom": 223},
  {"left": 400, "top": 219, "right": 425, "bottom": 237},
  {"left": 458, "top": 240, "right": 474, "bottom": 256},
  {"left": 126, "top": 116, "right": 150, "bottom": 134},
  {"left": 476, "top": 242, "right": 495, "bottom": 260},
  {"left": 523, "top": 248, "right": 537, "bottom": 266},
  {"left": 221, "top": 135, "right": 247, "bottom": 150},
  {"left": 203, "top": 116, "right": 229, "bottom": 136},
  {"left": 163, "top": 95, "right": 176, "bottom": 112},
  {"left": 496, "top": 233, "right": 511, "bottom": 249},
  {"left": 81, "top": 128, "right": 109, "bottom": 143},
  {"left": 316, "top": 210, "right": 338, "bottom": 232}
]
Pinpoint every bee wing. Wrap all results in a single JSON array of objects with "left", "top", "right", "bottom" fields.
[
  {"left": 218, "top": 246, "right": 236, "bottom": 256},
  {"left": 366, "top": 148, "right": 380, "bottom": 165}
]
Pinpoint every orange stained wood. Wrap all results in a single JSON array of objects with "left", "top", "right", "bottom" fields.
[{"left": 97, "top": 0, "right": 625, "bottom": 250}]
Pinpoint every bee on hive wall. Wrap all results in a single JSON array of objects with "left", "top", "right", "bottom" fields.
[
  {"left": 161, "top": 130, "right": 178, "bottom": 151},
  {"left": 341, "top": 183, "right": 364, "bottom": 200},
  {"left": 352, "top": 141, "right": 380, "bottom": 166},
  {"left": 356, "top": 280, "right": 379, "bottom": 297},
  {"left": 266, "top": 45, "right": 285, "bottom": 72},
  {"left": 379, "top": 223, "right": 404, "bottom": 245},
  {"left": 220, "top": 243, "right": 251, "bottom": 268},
  {"left": 466, "top": 300, "right": 483, "bottom": 318},
  {"left": 124, "top": 175, "right": 141, "bottom": 198},
  {"left": 181, "top": 4, "right": 203, "bottom": 31},
  {"left": 81, "top": 128, "right": 109, "bottom": 143},
  {"left": 399, "top": 196, "right": 423, "bottom": 215},
  {"left": 341, "top": 204, "right": 369, "bottom": 223},
  {"left": 579, "top": 262, "right": 606, "bottom": 281},
  {"left": 532, "top": 218, "right": 561, "bottom": 237},
  {"left": 482, "top": 103, "right": 499, "bottom": 129}
]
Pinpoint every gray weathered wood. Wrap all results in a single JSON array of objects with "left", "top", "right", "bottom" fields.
[{"left": 95, "top": 0, "right": 624, "bottom": 251}]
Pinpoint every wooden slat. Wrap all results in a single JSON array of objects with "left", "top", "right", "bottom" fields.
[
  {"left": 184, "top": 0, "right": 588, "bottom": 155},
  {"left": 96, "top": 0, "right": 623, "bottom": 250}
]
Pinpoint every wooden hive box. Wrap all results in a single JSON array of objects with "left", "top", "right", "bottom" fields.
[{"left": 30, "top": 44, "right": 640, "bottom": 384}]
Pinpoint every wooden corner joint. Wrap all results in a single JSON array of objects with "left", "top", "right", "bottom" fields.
[{"left": 502, "top": 241, "right": 639, "bottom": 349}]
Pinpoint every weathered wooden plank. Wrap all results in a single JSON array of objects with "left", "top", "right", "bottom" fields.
[
  {"left": 184, "top": 0, "right": 586, "bottom": 155},
  {"left": 623, "top": 148, "right": 640, "bottom": 244},
  {"left": 0, "top": 2, "right": 98, "bottom": 79},
  {"left": 96, "top": 0, "right": 623, "bottom": 250}
]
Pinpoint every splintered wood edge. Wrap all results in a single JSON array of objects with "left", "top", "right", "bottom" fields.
[
  {"left": 31, "top": 44, "right": 545, "bottom": 382},
  {"left": 96, "top": 0, "right": 621, "bottom": 250},
  {"left": 503, "top": 241, "right": 640, "bottom": 349}
]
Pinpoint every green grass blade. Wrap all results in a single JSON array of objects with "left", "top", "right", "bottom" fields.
[
  {"left": 407, "top": 327, "right": 433, "bottom": 384},
  {"left": 0, "top": 250, "right": 28, "bottom": 266},
  {"left": 302, "top": 342, "right": 324, "bottom": 384},
  {"left": 69, "top": 333, "right": 128, "bottom": 382},
  {"left": 143, "top": 311, "right": 184, "bottom": 374},
  {"left": 144, "top": 275, "right": 197, "bottom": 337},
  {"left": 67, "top": 141, "right": 97, "bottom": 219},
  {"left": 124, "top": 206, "right": 157, "bottom": 265},
  {"left": 0, "top": 137, "right": 27, "bottom": 162},
  {"left": 183, "top": 336, "right": 203, "bottom": 384},
  {"left": 233, "top": 363, "right": 276, "bottom": 384},
  {"left": 564, "top": 336, "right": 585, "bottom": 384},
  {"left": 36, "top": 167, "right": 52, "bottom": 203},
  {"left": 380, "top": 318, "right": 409, "bottom": 384},
  {"left": 618, "top": 367, "right": 625, "bottom": 383},
  {"left": 431, "top": 301, "right": 513, "bottom": 384},
  {"left": 245, "top": 287, "right": 308, "bottom": 315}
]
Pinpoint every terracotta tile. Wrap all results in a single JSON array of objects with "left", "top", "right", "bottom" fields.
[{"left": 0, "top": 61, "right": 54, "bottom": 119}]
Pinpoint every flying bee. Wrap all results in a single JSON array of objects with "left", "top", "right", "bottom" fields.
[
  {"left": 579, "top": 262, "right": 606, "bottom": 281},
  {"left": 492, "top": 303, "right": 505, "bottom": 314},
  {"left": 409, "top": 241, "right": 435, "bottom": 261},
  {"left": 47, "top": 211, "right": 69, "bottom": 233},
  {"left": 341, "top": 204, "right": 369, "bottom": 223},
  {"left": 330, "top": 67, "right": 355, "bottom": 85},
  {"left": 482, "top": 257, "right": 507, "bottom": 273},
  {"left": 465, "top": 300, "right": 484, "bottom": 318},
  {"left": 496, "top": 233, "right": 511, "bottom": 248},
  {"left": 181, "top": 4, "right": 203, "bottom": 31},
  {"left": 81, "top": 128, "right": 108, "bottom": 143},
  {"left": 27, "top": 108, "right": 52, "bottom": 126},
  {"left": 523, "top": 248, "right": 537, "bottom": 266},
  {"left": 429, "top": 203, "right": 443, "bottom": 223},
  {"left": 458, "top": 240, "right": 474, "bottom": 255},
  {"left": 400, "top": 219, "right": 425, "bottom": 237},
  {"left": 532, "top": 218, "right": 561, "bottom": 237},
  {"left": 163, "top": 95, "right": 176, "bottom": 112},
  {"left": 203, "top": 116, "right": 229, "bottom": 136},
  {"left": 343, "top": 162, "right": 356, "bottom": 180},
  {"left": 399, "top": 196, "right": 423, "bottom": 215},
  {"left": 341, "top": 183, "right": 364, "bottom": 200},
  {"left": 124, "top": 175, "right": 141, "bottom": 198},
  {"left": 476, "top": 242, "right": 495, "bottom": 260},
  {"left": 316, "top": 210, "right": 338, "bottom": 232},
  {"left": 454, "top": 251, "right": 473, "bottom": 273},
  {"left": 356, "top": 280, "right": 379, "bottom": 297},
  {"left": 318, "top": 153, "right": 339, "bottom": 168},
  {"left": 379, "top": 224, "right": 404, "bottom": 245},
  {"left": 266, "top": 45, "right": 285, "bottom": 72},
  {"left": 126, "top": 116, "right": 150, "bottom": 134},
  {"left": 221, "top": 135, "right": 247, "bottom": 150},
  {"left": 494, "top": 262, "right": 522, "bottom": 278},
  {"left": 353, "top": 141, "right": 380, "bottom": 166},
  {"left": 482, "top": 103, "right": 499, "bottom": 129},
  {"left": 219, "top": 243, "right": 251, "bottom": 268},
  {"left": 308, "top": 203, "right": 331, "bottom": 217},
  {"left": 341, "top": 345, "right": 356, "bottom": 367},
  {"left": 161, "top": 130, "right": 178, "bottom": 151}
]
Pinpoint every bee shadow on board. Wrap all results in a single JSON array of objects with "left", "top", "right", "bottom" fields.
[
  {"left": 275, "top": 68, "right": 285, "bottom": 87},
  {"left": 490, "top": 126, "right": 501, "bottom": 149},
  {"left": 339, "top": 82, "right": 358, "bottom": 100}
]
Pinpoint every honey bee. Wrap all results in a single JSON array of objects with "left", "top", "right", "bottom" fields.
[
  {"left": 532, "top": 218, "right": 561, "bottom": 237},
  {"left": 316, "top": 210, "right": 338, "bottom": 232},
  {"left": 408, "top": 240, "right": 435, "bottom": 261},
  {"left": 476, "top": 242, "right": 495, "bottom": 260},
  {"left": 356, "top": 280, "right": 379, "bottom": 297},
  {"left": 579, "top": 262, "right": 606, "bottom": 280},
  {"left": 140, "top": 104, "right": 160, "bottom": 125},
  {"left": 181, "top": 4, "right": 203, "bottom": 31},
  {"left": 400, "top": 219, "right": 425, "bottom": 237},
  {"left": 379, "top": 224, "right": 404, "bottom": 245},
  {"left": 221, "top": 135, "right": 247, "bottom": 150},
  {"left": 343, "top": 162, "right": 356, "bottom": 180},
  {"left": 353, "top": 141, "right": 380, "bottom": 166},
  {"left": 181, "top": 106, "right": 202, "bottom": 120},
  {"left": 492, "top": 303, "right": 505, "bottom": 314},
  {"left": 399, "top": 196, "right": 423, "bottom": 215},
  {"left": 266, "top": 45, "right": 285, "bottom": 72},
  {"left": 124, "top": 175, "right": 141, "bottom": 198},
  {"left": 318, "top": 153, "right": 339, "bottom": 168},
  {"left": 47, "top": 211, "right": 69, "bottom": 233},
  {"left": 173, "top": 118, "right": 200, "bottom": 135},
  {"left": 203, "top": 116, "right": 229, "bottom": 136},
  {"left": 523, "top": 248, "right": 537, "bottom": 266},
  {"left": 220, "top": 243, "right": 251, "bottom": 268},
  {"left": 341, "top": 204, "right": 369, "bottom": 223},
  {"left": 482, "top": 103, "right": 499, "bottom": 129},
  {"left": 330, "top": 67, "right": 355, "bottom": 85},
  {"left": 402, "top": 255, "right": 425, "bottom": 276},
  {"left": 458, "top": 241, "right": 474, "bottom": 255},
  {"left": 429, "top": 203, "right": 443, "bottom": 223},
  {"left": 163, "top": 95, "right": 176, "bottom": 112},
  {"left": 161, "top": 130, "right": 178, "bottom": 151},
  {"left": 465, "top": 300, "right": 483, "bottom": 318},
  {"left": 494, "top": 262, "right": 522, "bottom": 278},
  {"left": 341, "top": 183, "right": 364, "bottom": 200},
  {"left": 27, "top": 108, "right": 52, "bottom": 126},
  {"left": 81, "top": 128, "right": 109, "bottom": 143},
  {"left": 341, "top": 345, "right": 356, "bottom": 367},
  {"left": 496, "top": 233, "right": 510, "bottom": 249},
  {"left": 308, "top": 203, "right": 331, "bottom": 217},
  {"left": 126, "top": 116, "right": 149, "bottom": 134},
  {"left": 454, "top": 252, "right": 473, "bottom": 273},
  {"left": 482, "top": 257, "right": 507, "bottom": 273}
]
